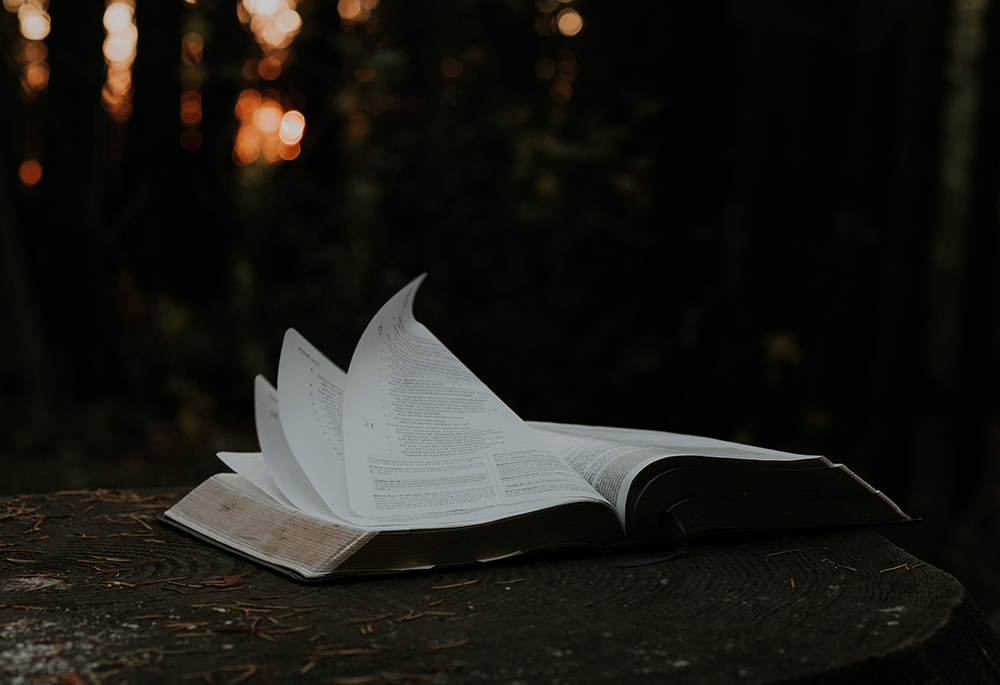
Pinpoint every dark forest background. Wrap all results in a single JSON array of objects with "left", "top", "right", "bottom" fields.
[{"left": 3, "top": 1, "right": 1000, "bottom": 623}]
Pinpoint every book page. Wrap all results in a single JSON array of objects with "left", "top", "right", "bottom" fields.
[
  {"left": 527, "top": 421, "right": 821, "bottom": 523},
  {"left": 252, "top": 374, "right": 348, "bottom": 521},
  {"left": 343, "top": 276, "right": 604, "bottom": 522},
  {"left": 215, "top": 451, "right": 294, "bottom": 509},
  {"left": 274, "top": 330, "right": 369, "bottom": 523}
]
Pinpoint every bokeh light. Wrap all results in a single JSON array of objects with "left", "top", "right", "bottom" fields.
[
  {"left": 179, "top": 11, "right": 204, "bottom": 152},
  {"left": 279, "top": 110, "right": 305, "bottom": 145},
  {"left": 535, "top": 3, "right": 583, "bottom": 103},
  {"left": 252, "top": 100, "right": 283, "bottom": 133},
  {"left": 238, "top": 0, "right": 301, "bottom": 52},
  {"left": 556, "top": 8, "right": 583, "bottom": 36},
  {"left": 337, "top": 0, "right": 378, "bottom": 25},
  {"left": 235, "top": 89, "right": 262, "bottom": 120},
  {"left": 102, "top": 0, "right": 138, "bottom": 122},
  {"left": 4, "top": 1, "right": 50, "bottom": 100},
  {"left": 232, "top": 90, "right": 305, "bottom": 165},
  {"left": 235, "top": 0, "right": 307, "bottom": 165},
  {"left": 18, "top": 3, "right": 49, "bottom": 41},
  {"left": 23, "top": 60, "right": 48, "bottom": 91},
  {"left": 103, "top": 2, "right": 132, "bottom": 32},
  {"left": 181, "top": 32, "right": 204, "bottom": 66},
  {"left": 258, "top": 55, "right": 282, "bottom": 80},
  {"left": 180, "top": 89, "right": 202, "bottom": 126},
  {"left": 17, "top": 159, "right": 42, "bottom": 186}
]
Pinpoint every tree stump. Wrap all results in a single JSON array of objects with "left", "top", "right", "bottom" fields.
[{"left": 1, "top": 488, "right": 998, "bottom": 683}]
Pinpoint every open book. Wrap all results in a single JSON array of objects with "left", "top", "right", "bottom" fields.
[{"left": 162, "top": 275, "right": 909, "bottom": 580}]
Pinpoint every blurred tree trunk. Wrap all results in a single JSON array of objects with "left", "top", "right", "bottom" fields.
[
  {"left": 855, "top": 0, "right": 945, "bottom": 492},
  {"left": 921, "top": 0, "right": 1000, "bottom": 617},
  {"left": 915, "top": 0, "right": 993, "bottom": 557},
  {"left": 928, "top": 0, "right": 985, "bottom": 394}
]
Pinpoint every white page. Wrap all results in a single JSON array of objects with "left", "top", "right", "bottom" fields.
[
  {"left": 253, "top": 375, "right": 341, "bottom": 520},
  {"left": 216, "top": 451, "right": 293, "bottom": 508},
  {"left": 528, "top": 421, "right": 821, "bottom": 523},
  {"left": 343, "top": 276, "right": 604, "bottom": 521},
  {"left": 274, "top": 330, "right": 371, "bottom": 523},
  {"left": 270, "top": 329, "right": 560, "bottom": 531}
]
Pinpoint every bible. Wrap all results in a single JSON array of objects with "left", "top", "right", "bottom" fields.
[{"left": 162, "top": 275, "right": 909, "bottom": 580}]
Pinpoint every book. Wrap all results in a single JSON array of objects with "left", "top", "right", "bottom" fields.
[{"left": 162, "top": 275, "right": 909, "bottom": 580}]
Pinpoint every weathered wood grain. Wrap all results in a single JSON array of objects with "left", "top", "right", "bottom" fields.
[{"left": 1, "top": 488, "right": 997, "bottom": 683}]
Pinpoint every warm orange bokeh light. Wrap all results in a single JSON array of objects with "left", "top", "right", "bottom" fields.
[
  {"left": 252, "top": 101, "right": 283, "bottom": 133},
  {"left": 103, "top": 2, "right": 132, "bottom": 32},
  {"left": 234, "top": 0, "right": 309, "bottom": 166},
  {"left": 6, "top": 3, "right": 50, "bottom": 100},
  {"left": 180, "top": 20, "right": 204, "bottom": 152},
  {"left": 20, "top": 15, "right": 49, "bottom": 41},
  {"left": 235, "top": 89, "right": 262, "bottom": 121},
  {"left": 556, "top": 8, "right": 583, "bottom": 36},
  {"left": 180, "top": 99, "right": 201, "bottom": 125},
  {"left": 102, "top": 0, "right": 137, "bottom": 122},
  {"left": 18, "top": 2, "right": 50, "bottom": 41},
  {"left": 180, "top": 87, "right": 202, "bottom": 149},
  {"left": 233, "top": 124, "right": 261, "bottom": 165},
  {"left": 338, "top": 0, "right": 361, "bottom": 21},
  {"left": 279, "top": 110, "right": 305, "bottom": 145},
  {"left": 338, "top": 0, "right": 378, "bottom": 25},
  {"left": 181, "top": 32, "right": 204, "bottom": 66},
  {"left": 104, "top": 32, "right": 137, "bottom": 64},
  {"left": 258, "top": 55, "right": 282, "bottom": 80},
  {"left": 279, "top": 142, "right": 300, "bottom": 161},
  {"left": 239, "top": 0, "right": 301, "bottom": 52},
  {"left": 275, "top": 8, "right": 302, "bottom": 34},
  {"left": 232, "top": 92, "right": 305, "bottom": 165},
  {"left": 23, "top": 60, "right": 48, "bottom": 91},
  {"left": 23, "top": 39, "right": 46, "bottom": 62},
  {"left": 18, "top": 159, "right": 42, "bottom": 186}
]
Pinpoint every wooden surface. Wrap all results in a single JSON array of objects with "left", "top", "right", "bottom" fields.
[{"left": 2, "top": 488, "right": 999, "bottom": 684}]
